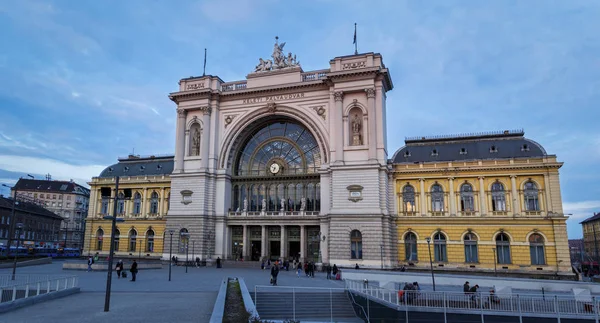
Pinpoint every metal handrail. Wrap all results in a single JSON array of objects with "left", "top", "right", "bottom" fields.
[{"left": 346, "top": 285, "right": 370, "bottom": 322}]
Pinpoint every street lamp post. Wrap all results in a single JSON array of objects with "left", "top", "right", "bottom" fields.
[
  {"left": 11, "top": 223, "right": 24, "bottom": 280},
  {"left": 492, "top": 247, "right": 498, "bottom": 277},
  {"left": 425, "top": 237, "right": 436, "bottom": 291},
  {"left": 104, "top": 176, "right": 124, "bottom": 312},
  {"left": 192, "top": 240, "right": 195, "bottom": 265},
  {"left": 168, "top": 230, "right": 174, "bottom": 281}
]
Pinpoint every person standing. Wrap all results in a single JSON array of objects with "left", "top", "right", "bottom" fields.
[
  {"left": 270, "top": 261, "right": 280, "bottom": 286},
  {"left": 216, "top": 257, "right": 222, "bottom": 268},
  {"left": 469, "top": 284, "right": 479, "bottom": 301},
  {"left": 326, "top": 264, "right": 332, "bottom": 280},
  {"left": 115, "top": 260, "right": 124, "bottom": 279},
  {"left": 463, "top": 281, "right": 470, "bottom": 295},
  {"left": 130, "top": 260, "right": 138, "bottom": 282},
  {"left": 87, "top": 256, "right": 93, "bottom": 272},
  {"left": 332, "top": 264, "right": 338, "bottom": 276}
]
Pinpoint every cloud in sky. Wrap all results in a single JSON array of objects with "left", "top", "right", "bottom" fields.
[{"left": 0, "top": 0, "right": 599, "bottom": 238}]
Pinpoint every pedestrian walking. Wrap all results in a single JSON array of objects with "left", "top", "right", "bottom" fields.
[
  {"left": 130, "top": 260, "right": 138, "bottom": 282},
  {"left": 115, "top": 260, "right": 124, "bottom": 278},
  {"left": 296, "top": 264, "right": 302, "bottom": 277},
  {"left": 326, "top": 264, "right": 332, "bottom": 280},
  {"left": 463, "top": 281, "right": 470, "bottom": 295},
  {"left": 195, "top": 257, "right": 200, "bottom": 268},
  {"left": 332, "top": 264, "right": 338, "bottom": 276},
  {"left": 216, "top": 257, "right": 222, "bottom": 268},
  {"left": 87, "top": 256, "right": 93, "bottom": 272},
  {"left": 270, "top": 261, "right": 280, "bottom": 286},
  {"left": 469, "top": 285, "right": 479, "bottom": 301}
]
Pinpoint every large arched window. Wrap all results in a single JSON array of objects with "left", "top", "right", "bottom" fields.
[
  {"left": 524, "top": 181, "right": 540, "bottom": 211},
  {"left": 434, "top": 232, "right": 447, "bottom": 262},
  {"left": 146, "top": 229, "right": 155, "bottom": 252},
  {"left": 403, "top": 185, "right": 416, "bottom": 212},
  {"left": 431, "top": 184, "right": 444, "bottom": 212},
  {"left": 491, "top": 182, "right": 507, "bottom": 211},
  {"left": 129, "top": 229, "right": 137, "bottom": 252},
  {"left": 133, "top": 193, "right": 141, "bottom": 215},
  {"left": 96, "top": 228, "right": 104, "bottom": 251},
  {"left": 460, "top": 183, "right": 474, "bottom": 212},
  {"left": 529, "top": 233, "right": 545, "bottom": 265},
  {"left": 350, "top": 230, "right": 362, "bottom": 259},
  {"left": 101, "top": 197, "right": 109, "bottom": 215},
  {"left": 179, "top": 228, "right": 189, "bottom": 253},
  {"left": 113, "top": 228, "right": 120, "bottom": 251},
  {"left": 495, "top": 233, "right": 511, "bottom": 264},
  {"left": 464, "top": 233, "right": 478, "bottom": 263},
  {"left": 404, "top": 232, "right": 417, "bottom": 261},
  {"left": 117, "top": 192, "right": 125, "bottom": 215},
  {"left": 150, "top": 192, "right": 159, "bottom": 214}
]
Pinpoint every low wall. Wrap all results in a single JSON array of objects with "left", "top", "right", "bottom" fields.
[
  {"left": 209, "top": 278, "right": 228, "bottom": 323},
  {"left": 62, "top": 261, "right": 162, "bottom": 271},
  {"left": 343, "top": 270, "right": 600, "bottom": 294},
  {"left": 0, "top": 257, "right": 52, "bottom": 269},
  {"left": 0, "top": 287, "right": 80, "bottom": 313}
]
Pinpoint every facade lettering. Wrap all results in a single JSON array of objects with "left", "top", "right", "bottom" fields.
[{"left": 242, "top": 93, "right": 305, "bottom": 105}]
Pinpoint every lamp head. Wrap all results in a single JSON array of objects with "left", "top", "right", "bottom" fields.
[{"left": 425, "top": 237, "right": 431, "bottom": 243}]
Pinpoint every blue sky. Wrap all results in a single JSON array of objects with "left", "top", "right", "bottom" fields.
[{"left": 0, "top": 1, "right": 598, "bottom": 238}]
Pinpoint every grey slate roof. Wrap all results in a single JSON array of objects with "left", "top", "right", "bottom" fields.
[
  {"left": 391, "top": 130, "right": 548, "bottom": 164},
  {"left": 98, "top": 155, "right": 174, "bottom": 178},
  {"left": 581, "top": 213, "right": 600, "bottom": 224},
  {"left": 14, "top": 179, "right": 90, "bottom": 196},
  {"left": 0, "top": 196, "right": 63, "bottom": 220}
]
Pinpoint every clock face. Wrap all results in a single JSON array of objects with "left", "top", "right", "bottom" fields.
[{"left": 269, "top": 163, "right": 280, "bottom": 174}]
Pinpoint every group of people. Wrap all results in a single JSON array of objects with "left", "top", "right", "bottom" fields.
[
  {"left": 399, "top": 282, "right": 421, "bottom": 303},
  {"left": 267, "top": 259, "right": 344, "bottom": 284},
  {"left": 464, "top": 281, "right": 500, "bottom": 304},
  {"left": 86, "top": 255, "right": 138, "bottom": 282},
  {"left": 325, "top": 264, "right": 341, "bottom": 280}
]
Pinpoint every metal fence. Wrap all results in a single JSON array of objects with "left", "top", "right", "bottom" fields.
[
  {"left": 0, "top": 275, "right": 78, "bottom": 303},
  {"left": 346, "top": 279, "right": 600, "bottom": 322}
]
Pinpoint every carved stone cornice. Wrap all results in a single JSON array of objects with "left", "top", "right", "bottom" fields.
[
  {"left": 334, "top": 91, "right": 344, "bottom": 102},
  {"left": 365, "top": 88, "right": 376, "bottom": 98},
  {"left": 200, "top": 106, "right": 212, "bottom": 115}
]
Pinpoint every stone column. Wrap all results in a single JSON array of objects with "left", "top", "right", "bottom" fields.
[
  {"left": 478, "top": 177, "right": 487, "bottom": 215},
  {"left": 280, "top": 225, "right": 286, "bottom": 260},
  {"left": 419, "top": 178, "right": 427, "bottom": 216},
  {"left": 175, "top": 109, "right": 187, "bottom": 172},
  {"left": 366, "top": 88, "right": 376, "bottom": 160},
  {"left": 334, "top": 91, "right": 344, "bottom": 163},
  {"left": 200, "top": 107, "right": 212, "bottom": 169},
  {"left": 142, "top": 188, "right": 148, "bottom": 217},
  {"left": 300, "top": 225, "right": 306, "bottom": 261},
  {"left": 159, "top": 187, "right": 165, "bottom": 216},
  {"left": 449, "top": 177, "right": 456, "bottom": 216},
  {"left": 242, "top": 225, "right": 248, "bottom": 260},
  {"left": 510, "top": 175, "right": 520, "bottom": 215},
  {"left": 543, "top": 174, "right": 552, "bottom": 213},
  {"left": 261, "top": 225, "right": 267, "bottom": 258}
]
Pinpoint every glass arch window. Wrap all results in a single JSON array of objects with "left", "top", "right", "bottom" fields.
[
  {"left": 129, "top": 229, "right": 137, "bottom": 252},
  {"left": 460, "top": 183, "right": 474, "bottom": 212},
  {"left": 434, "top": 232, "right": 447, "bottom": 262},
  {"left": 113, "top": 229, "right": 120, "bottom": 251},
  {"left": 464, "top": 233, "right": 478, "bottom": 263},
  {"left": 495, "top": 233, "right": 511, "bottom": 264},
  {"left": 235, "top": 121, "right": 321, "bottom": 176},
  {"left": 146, "top": 229, "right": 155, "bottom": 252},
  {"left": 404, "top": 232, "right": 417, "bottom": 261},
  {"left": 150, "top": 192, "right": 159, "bottom": 214},
  {"left": 491, "top": 182, "right": 507, "bottom": 211},
  {"left": 133, "top": 193, "right": 141, "bottom": 215},
  {"left": 117, "top": 192, "right": 125, "bottom": 215},
  {"left": 524, "top": 181, "right": 540, "bottom": 211},
  {"left": 403, "top": 185, "right": 416, "bottom": 212},
  {"left": 529, "top": 233, "right": 545, "bottom": 265},
  {"left": 431, "top": 184, "right": 444, "bottom": 212},
  {"left": 101, "top": 197, "right": 109, "bottom": 215},
  {"left": 179, "top": 228, "right": 189, "bottom": 253},
  {"left": 350, "top": 230, "right": 362, "bottom": 259},
  {"left": 96, "top": 228, "right": 104, "bottom": 251}
]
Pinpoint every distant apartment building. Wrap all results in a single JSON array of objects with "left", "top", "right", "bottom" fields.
[
  {"left": 13, "top": 178, "right": 90, "bottom": 250},
  {"left": 568, "top": 238, "right": 585, "bottom": 266},
  {"left": 581, "top": 212, "right": 600, "bottom": 261},
  {"left": 0, "top": 195, "right": 62, "bottom": 248}
]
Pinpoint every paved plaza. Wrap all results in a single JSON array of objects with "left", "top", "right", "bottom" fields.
[{"left": 0, "top": 260, "right": 346, "bottom": 323}]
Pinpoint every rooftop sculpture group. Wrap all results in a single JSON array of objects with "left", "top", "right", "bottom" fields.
[{"left": 254, "top": 36, "right": 300, "bottom": 73}]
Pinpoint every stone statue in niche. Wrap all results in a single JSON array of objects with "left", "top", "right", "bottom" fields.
[
  {"left": 243, "top": 198, "right": 248, "bottom": 212},
  {"left": 261, "top": 199, "right": 267, "bottom": 212},
  {"left": 351, "top": 114, "right": 362, "bottom": 145},
  {"left": 192, "top": 128, "right": 201, "bottom": 156},
  {"left": 300, "top": 197, "right": 306, "bottom": 211},
  {"left": 280, "top": 199, "right": 285, "bottom": 211}
]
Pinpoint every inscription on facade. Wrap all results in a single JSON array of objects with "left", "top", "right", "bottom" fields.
[
  {"left": 342, "top": 61, "right": 366, "bottom": 70},
  {"left": 186, "top": 83, "right": 205, "bottom": 90},
  {"left": 242, "top": 93, "right": 305, "bottom": 105}
]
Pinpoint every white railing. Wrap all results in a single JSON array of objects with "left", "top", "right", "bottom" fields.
[
  {"left": 0, "top": 275, "right": 78, "bottom": 303},
  {"left": 221, "top": 81, "right": 247, "bottom": 92},
  {"left": 301, "top": 71, "right": 328, "bottom": 82},
  {"left": 345, "top": 279, "right": 600, "bottom": 319},
  {"left": 227, "top": 211, "right": 319, "bottom": 217}
]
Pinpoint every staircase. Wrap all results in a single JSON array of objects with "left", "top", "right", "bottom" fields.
[
  {"left": 221, "top": 260, "right": 261, "bottom": 268},
  {"left": 253, "top": 289, "right": 363, "bottom": 322}
]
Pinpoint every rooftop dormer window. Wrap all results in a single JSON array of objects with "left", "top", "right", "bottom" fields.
[
  {"left": 108, "top": 167, "right": 113, "bottom": 173},
  {"left": 490, "top": 145, "right": 498, "bottom": 153},
  {"left": 459, "top": 148, "right": 468, "bottom": 155},
  {"left": 157, "top": 165, "right": 162, "bottom": 170},
  {"left": 404, "top": 150, "right": 411, "bottom": 158},
  {"left": 123, "top": 166, "right": 129, "bottom": 173},
  {"left": 521, "top": 144, "right": 530, "bottom": 152},
  {"left": 431, "top": 149, "right": 439, "bottom": 157},
  {"left": 140, "top": 166, "right": 145, "bottom": 172}
]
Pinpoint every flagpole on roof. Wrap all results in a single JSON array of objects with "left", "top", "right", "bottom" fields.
[
  {"left": 353, "top": 23, "right": 358, "bottom": 55},
  {"left": 203, "top": 48, "right": 207, "bottom": 77}
]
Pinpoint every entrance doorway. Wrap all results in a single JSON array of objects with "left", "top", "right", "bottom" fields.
[
  {"left": 288, "top": 241, "right": 300, "bottom": 260},
  {"left": 251, "top": 241, "right": 261, "bottom": 261},
  {"left": 270, "top": 241, "right": 281, "bottom": 260}
]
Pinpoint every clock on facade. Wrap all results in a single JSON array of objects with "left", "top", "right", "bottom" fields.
[{"left": 269, "top": 163, "right": 280, "bottom": 174}]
